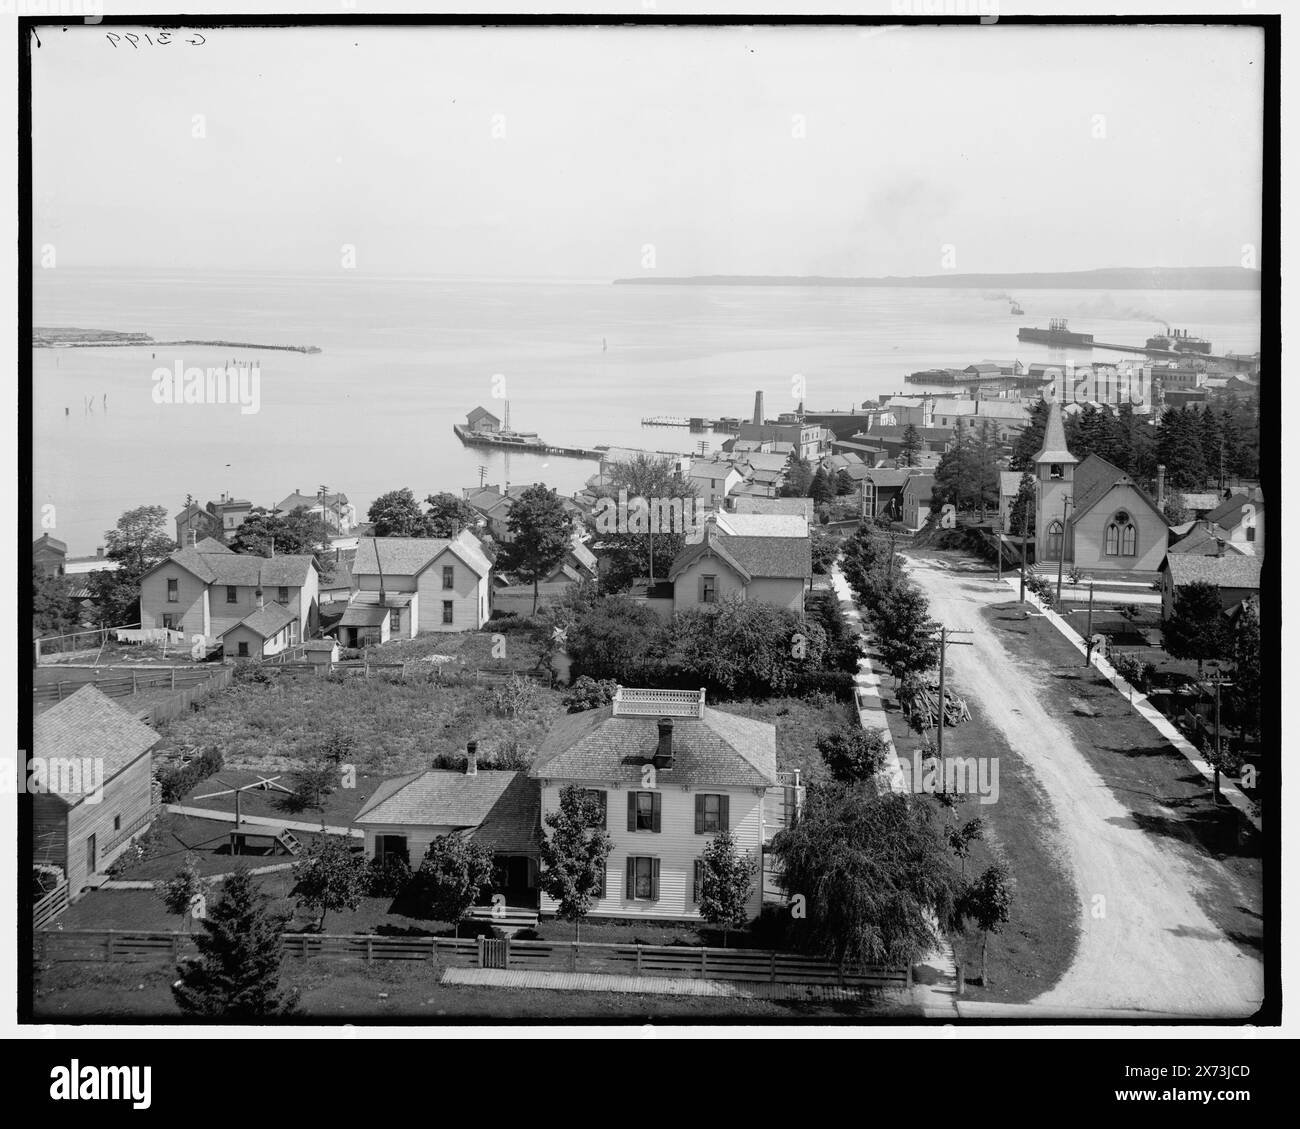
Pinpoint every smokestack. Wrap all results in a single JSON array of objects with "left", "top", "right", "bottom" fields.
[
  {"left": 465, "top": 740, "right": 478, "bottom": 776},
  {"left": 1156, "top": 464, "right": 1166, "bottom": 511},
  {"left": 752, "top": 390, "right": 765, "bottom": 426},
  {"left": 653, "top": 717, "right": 674, "bottom": 770},
  {"left": 96, "top": 545, "right": 105, "bottom": 558}
]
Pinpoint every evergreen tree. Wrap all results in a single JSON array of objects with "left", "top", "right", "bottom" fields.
[
  {"left": 32, "top": 567, "right": 80, "bottom": 636},
  {"left": 1163, "top": 580, "right": 1231, "bottom": 675},
  {"left": 1232, "top": 598, "right": 1261, "bottom": 741},
  {"left": 780, "top": 454, "right": 814, "bottom": 498},
  {"left": 1157, "top": 407, "right": 1208, "bottom": 491},
  {"left": 1009, "top": 398, "right": 1051, "bottom": 471},
  {"left": 172, "top": 869, "right": 298, "bottom": 1019},
  {"left": 809, "top": 467, "right": 835, "bottom": 505},
  {"left": 1199, "top": 405, "right": 1223, "bottom": 489},
  {"left": 1008, "top": 472, "right": 1036, "bottom": 538},
  {"left": 899, "top": 423, "right": 923, "bottom": 468}
]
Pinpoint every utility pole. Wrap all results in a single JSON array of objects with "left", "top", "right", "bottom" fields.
[
  {"left": 1083, "top": 579, "right": 1096, "bottom": 665},
  {"left": 1055, "top": 494, "right": 1073, "bottom": 605},
  {"left": 932, "top": 626, "right": 974, "bottom": 772},
  {"left": 1018, "top": 479, "right": 1033, "bottom": 604}
]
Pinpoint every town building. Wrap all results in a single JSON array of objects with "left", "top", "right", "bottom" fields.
[
  {"left": 1032, "top": 400, "right": 1169, "bottom": 573},
  {"left": 354, "top": 747, "right": 542, "bottom": 907},
  {"left": 665, "top": 519, "right": 812, "bottom": 613},
  {"left": 1204, "top": 492, "right": 1264, "bottom": 557},
  {"left": 901, "top": 474, "right": 936, "bottom": 532},
  {"left": 530, "top": 687, "right": 802, "bottom": 921},
  {"left": 346, "top": 530, "right": 492, "bottom": 638},
  {"left": 274, "top": 489, "right": 357, "bottom": 534},
  {"left": 33, "top": 533, "right": 68, "bottom": 577},
  {"left": 32, "top": 685, "right": 160, "bottom": 899},
  {"left": 139, "top": 538, "right": 320, "bottom": 647},
  {"left": 1159, "top": 555, "right": 1263, "bottom": 621}
]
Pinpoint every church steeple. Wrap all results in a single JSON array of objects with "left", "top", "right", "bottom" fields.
[{"left": 1032, "top": 397, "right": 1076, "bottom": 467}]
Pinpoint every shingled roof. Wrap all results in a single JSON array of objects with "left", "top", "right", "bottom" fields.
[
  {"left": 1164, "top": 555, "right": 1262, "bottom": 590},
  {"left": 224, "top": 602, "right": 297, "bottom": 640},
  {"left": 531, "top": 704, "right": 778, "bottom": 788},
  {"left": 354, "top": 532, "right": 491, "bottom": 579},
  {"left": 669, "top": 524, "right": 811, "bottom": 583},
  {"left": 1032, "top": 399, "right": 1076, "bottom": 466},
  {"left": 33, "top": 685, "right": 159, "bottom": 806},
  {"left": 1205, "top": 493, "right": 1263, "bottom": 529},
  {"left": 149, "top": 545, "right": 316, "bottom": 588},
  {"left": 354, "top": 769, "right": 540, "bottom": 854},
  {"left": 1068, "top": 453, "right": 1165, "bottom": 525}
]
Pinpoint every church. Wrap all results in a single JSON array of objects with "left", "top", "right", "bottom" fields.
[{"left": 1033, "top": 399, "right": 1169, "bottom": 573}]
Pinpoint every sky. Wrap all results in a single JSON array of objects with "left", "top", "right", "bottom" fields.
[{"left": 30, "top": 22, "right": 1264, "bottom": 278}]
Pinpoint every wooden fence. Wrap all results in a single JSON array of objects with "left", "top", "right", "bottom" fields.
[
  {"left": 35, "top": 930, "right": 910, "bottom": 989},
  {"left": 32, "top": 881, "right": 69, "bottom": 930}
]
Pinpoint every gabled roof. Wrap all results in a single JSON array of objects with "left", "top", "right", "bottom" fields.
[
  {"left": 354, "top": 768, "right": 528, "bottom": 831},
  {"left": 1068, "top": 453, "right": 1165, "bottom": 526},
  {"left": 1168, "top": 520, "right": 1233, "bottom": 557},
  {"left": 670, "top": 524, "right": 812, "bottom": 583},
  {"left": 467, "top": 405, "right": 501, "bottom": 425},
  {"left": 531, "top": 704, "right": 778, "bottom": 787},
  {"left": 33, "top": 685, "right": 159, "bottom": 806},
  {"left": 1164, "top": 555, "right": 1262, "bottom": 590},
  {"left": 33, "top": 534, "right": 68, "bottom": 554},
  {"left": 353, "top": 532, "right": 490, "bottom": 580},
  {"left": 195, "top": 537, "right": 232, "bottom": 554},
  {"left": 863, "top": 469, "right": 912, "bottom": 488},
  {"left": 1205, "top": 493, "right": 1262, "bottom": 529},
  {"left": 903, "top": 474, "right": 936, "bottom": 500},
  {"left": 338, "top": 605, "right": 393, "bottom": 627},
  {"left": 1032, "top": 399, "right": 1076, "bottom": 466},
  {"left": 224, "top": 602, "right": 297, "bottom": 640}
]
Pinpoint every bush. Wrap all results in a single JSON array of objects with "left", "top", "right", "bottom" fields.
[
  {"left": 1025, "top": 575, "right": 1055, "bottom": 607},
  {"left": 817, "top": 727, "right": 889, "bottom": 784},
  {"left": 158, "top": 746, "right": 224, "bottom": 803},
  {"left": 107, "top": 842, "right": 146, "bottom": 877},
  {"left": 367, "top": 855, "right": 412, "bottom": 898},
  {"left": 1110, "top": 652, "right": 1154, "bottom": 693},
  {"left": 490, "top": 738, "right": 532, "bottom": 771},
  {"left": 562, "top": 675, "right": 619, "bottom": 712},
  {"left": 789, "top": 671, "right": 858, "bottom": 699},
  {"left": 232, "top": 663, "right": 272, "bottom": 685}
]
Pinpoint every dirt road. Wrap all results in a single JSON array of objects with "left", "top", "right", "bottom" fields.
[{"left": 904, "top": 554, "right": 1263, "bottom": 1018}]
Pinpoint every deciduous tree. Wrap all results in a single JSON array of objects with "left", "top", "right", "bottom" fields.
[
  {"left": 697, "top": 828, "right": 757, "bottom": 946},
  {"left": 539, "top": 785, "right": 613, "bottom": 940},
  {"left": 498, "top": 485, "right": 574, "bottom": 613},
  {"left": 291, "top": 833, "right": 368, "bottom": 932}
]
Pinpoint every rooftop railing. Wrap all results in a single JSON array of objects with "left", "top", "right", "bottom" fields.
[{"left": 610, "top": 686, "right": 707, "bottom": 719}]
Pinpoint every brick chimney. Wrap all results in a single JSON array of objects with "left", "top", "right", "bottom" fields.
[
  {"left": 465, "top": 740, "right": 478, "bottom": 776},
  {"left": 653, "top": 718, "right": 674, "bottom": 770},
  {"left": 1156, "top": 464, "right": 1166, "bottom": 512}
]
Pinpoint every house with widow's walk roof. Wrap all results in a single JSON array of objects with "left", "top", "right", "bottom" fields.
[
  {"left": 530, "top": 687, "right": 803, "bottom": 921},
  {"left": 1033, "top": 399, "right": 1168, "bottom": 573}
]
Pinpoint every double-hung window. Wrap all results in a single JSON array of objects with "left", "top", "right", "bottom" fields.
[
  {"left": 625, "top": 857, "right": 660, "bottom": 901},
  {"left": 694, "top": 793, "right": 729, "bottom": 834},
  {"left": 627, "top": 791, "right": 661, "bottom": 832}
]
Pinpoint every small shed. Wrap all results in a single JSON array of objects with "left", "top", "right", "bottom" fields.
[
  {"left": 221, "top": 603, "right": 299, "bottom": 661},
  {"left": 303, "top": 639, "right": 340, "bottom": 667}
]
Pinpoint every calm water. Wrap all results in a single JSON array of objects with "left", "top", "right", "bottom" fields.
[{"left": 33, "top": 269, "right": 1261, "bottom": 552}]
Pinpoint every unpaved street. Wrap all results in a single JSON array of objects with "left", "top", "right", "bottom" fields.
[{"left": 903, "top": 554, "right": 1263, "bottom": 1018}]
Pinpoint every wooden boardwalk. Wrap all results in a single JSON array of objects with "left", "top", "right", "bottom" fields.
[{"left": 441, "top": 966, "right": 888, "bottom": 1003}]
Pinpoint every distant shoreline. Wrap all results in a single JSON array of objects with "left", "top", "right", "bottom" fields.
[
  {"left": 33, "top": 327, "right": 322, "bottom": 354},
  {"left": 612, "top": 266, "right": 1261, "bottom": 291}
]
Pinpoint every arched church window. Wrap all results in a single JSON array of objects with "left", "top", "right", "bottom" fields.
[
  {"left": 1046, "top": 519, "right": 1064, "bottom": 560},
  {"left": 1105, "top": 511, "right": 1137, "bottom": 557}
]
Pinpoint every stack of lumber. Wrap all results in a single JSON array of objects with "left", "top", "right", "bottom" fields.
[{"left": 898, "top": 679, "right": 972, "bottom": 730}]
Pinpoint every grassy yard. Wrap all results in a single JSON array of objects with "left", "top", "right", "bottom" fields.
[
  {"left": 981, "top": 600, "right": 1263, "bottom": 952},
  {"left": 155, "top": 638, "right": 565, "bottom": 778},
  {"left": 176, "top": 768, "right": 377, "bottom": 828},
  {"left": 869, "top": 666, "right": 1081, "bottom": 1004},
  {"left": 727, "top": 692, "right": 857, "bottom": 787},
  {"left": 32, "top": 956, "right": 917, "bottom": 1021}
]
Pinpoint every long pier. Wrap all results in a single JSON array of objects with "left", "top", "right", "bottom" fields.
[{"left": 453, "top": 424, "right": 603, "bottom": 461}]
